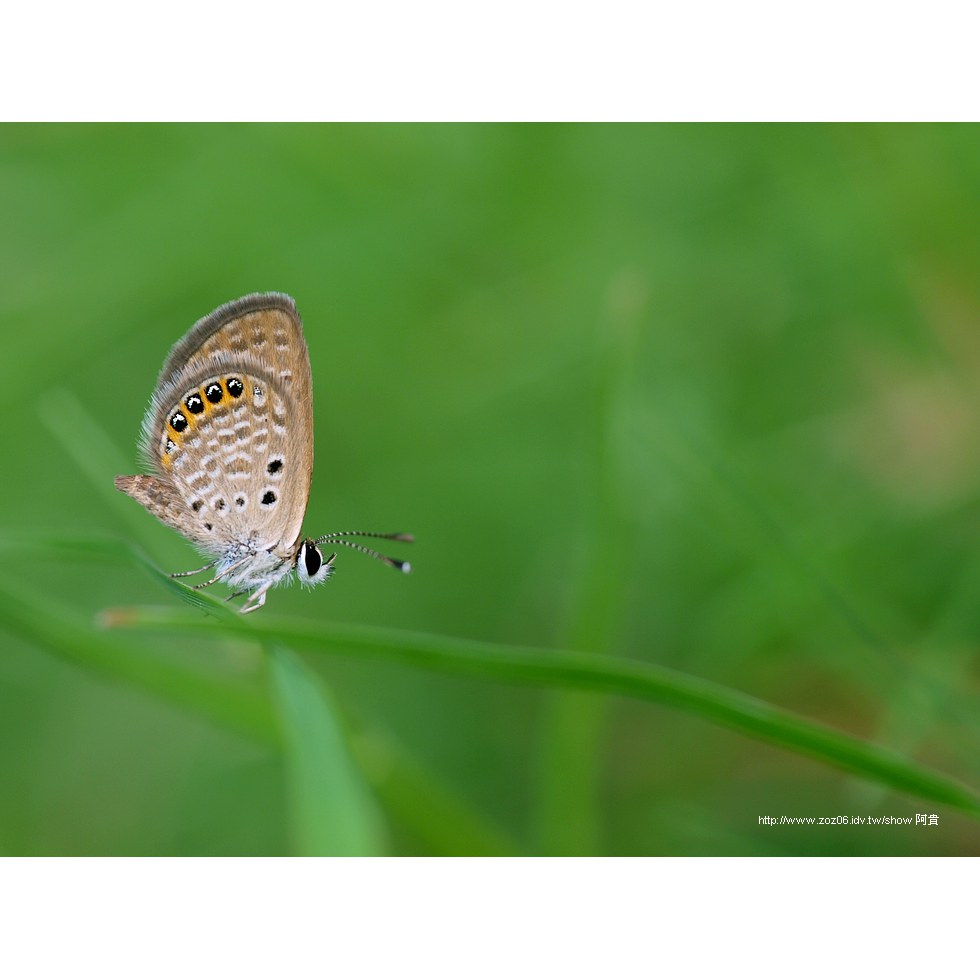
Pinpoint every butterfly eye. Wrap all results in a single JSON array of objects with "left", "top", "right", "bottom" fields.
[{"left": 304, "top": 544, "right": 322, "bottom": 578}]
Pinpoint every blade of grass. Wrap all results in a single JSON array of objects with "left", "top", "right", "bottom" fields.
[
  {"left": 0, "top": 530, "right": 240, "bottom": 619},
  {"left": 536, "top": 270, "right": 646, "bottom": 853},
  {"left": 267, "top": 645, "right": 386, "bottom": 856},
  {"left": 857, "top": 552, "right": 980, "bottom": 809},
  {"left": 38, "top": 388, "right": 144, "bottom": 531},
  {"left": 104, "top": 606, "right": 980, "bottom": 819},
  {"left": 633, "top": 403, "right": 980, "bottom": 736},
  {"left": 350, "top": 728, "right": 517, "bottom": 855},
  {"left": 0, "top": 530, "right": 519, "bottom": 855},
  {"left": 0, "top": 578, "right": 278, "bottom": 746}
]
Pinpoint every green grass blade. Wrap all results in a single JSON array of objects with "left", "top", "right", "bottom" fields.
[
  {"left": 633, "top": 405, "right": 980, "bottom": 737},
  {"left": 0, "top": 531, "right": 518, "bottom": 854},
  {"left": 267, "top": 645, "right": 386, "bottom": 855},
  {"left": 107, "top": 607, "right": 980, "bottom": 819},
  {"left": 0, "top": 579, "right": 278, "bottom": 746},
  {"left": 350, "top": 728, "right": 517, "bottom": 855},
  {"left": 0, "top": 593, "right": 512, "bottom": 856},
  {"left": 38, "top": 388, "right": 140, "bottom": 523},
  {"left": 0, "top": 531, "right": 241, "bottom": 620},
  {"left": 536, "top": 278, "right": 643, "bottom": 854}
]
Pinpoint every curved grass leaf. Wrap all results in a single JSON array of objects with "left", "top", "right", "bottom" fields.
[
  {"left": 6, "top": 533, "right": 977, "bottom": 825},
  {"left": 0, "top": 577, "right": 277, "bottom": 745},
  {"left": 0, "top": 535, "right": 518, "bottom": 855},
  {"left": 107, "top": 606, "right": 980, "bottom": 820},
  {"left": 0, "top": 530, "right": 238, "bottom": 620}
]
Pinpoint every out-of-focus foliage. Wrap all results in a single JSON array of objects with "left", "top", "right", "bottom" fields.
[{"left": 0, "top": 124, "right": 977, "bottom": 855}]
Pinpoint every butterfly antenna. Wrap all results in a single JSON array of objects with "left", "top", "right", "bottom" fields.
[
  {"left": 316, "top": 530, "right": 414, "bottom": 544},
  {"left": 326, "top": 538, "right": 412, "bottom": 573}
]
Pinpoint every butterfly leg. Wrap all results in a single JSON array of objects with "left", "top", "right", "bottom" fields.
[
  {"left": 170, "top": 560, "right": 219, "bottom": 579},
  {"left": 239, "top": 585, "right": 273, "bottom": 615},
  {"left": 191, "top": 556, "right": 251, "bottom": 590}
]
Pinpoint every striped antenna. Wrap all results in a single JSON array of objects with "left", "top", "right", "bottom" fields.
[{"left": 314, "top": 530, "right": 413, "bottom": 573}]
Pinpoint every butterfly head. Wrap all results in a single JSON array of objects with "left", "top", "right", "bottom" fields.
[{"left": 295, "top": 538, "right": 335, "bottom": 587}]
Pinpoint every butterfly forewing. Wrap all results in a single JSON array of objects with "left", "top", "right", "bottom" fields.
[{"left": 133, "top": 293, "right": 313, "bottom": 557}]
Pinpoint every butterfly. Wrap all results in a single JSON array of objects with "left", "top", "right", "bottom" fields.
[{"left": 115, "top": 292, "right": 411, "bottom": 613}]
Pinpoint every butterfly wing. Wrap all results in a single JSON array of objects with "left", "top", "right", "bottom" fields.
[{"left": 118, "top": 293, "right": 314, "bottom": 557}]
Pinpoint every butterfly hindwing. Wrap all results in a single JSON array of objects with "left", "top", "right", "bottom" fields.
[{"left": 113, "top": 474, "right": 209, "bottom": 545}]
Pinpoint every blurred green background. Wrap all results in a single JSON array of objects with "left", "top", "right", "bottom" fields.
[{"left": 0, "top": 124, "right": 977, "bottom": 855}]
